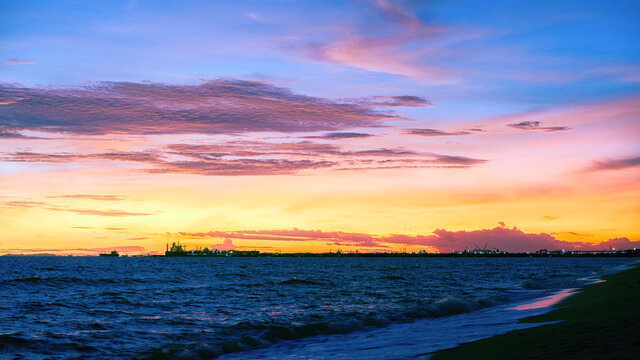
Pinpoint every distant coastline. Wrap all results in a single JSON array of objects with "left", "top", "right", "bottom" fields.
[
  {"left": 159, "top": 241, "right": 640, "bottom": 257},
  {"left": 4, "top": 248, "right": 639, "bottom": 258}
]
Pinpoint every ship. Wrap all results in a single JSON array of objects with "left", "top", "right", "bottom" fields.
[
  {"left": 99, "top": 250, "right": 120, "bottom": 257},
  {"left": 165, "top": 241, "right": 188, "bottom": 256}
]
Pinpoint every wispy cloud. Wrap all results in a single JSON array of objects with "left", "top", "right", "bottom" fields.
[
  {"left": 428, "top": 154, "right": 486, "bottom": 166},
  {"left": 49, "top": 194, "right": 126, "bottom": 201},
  {"left": 406, "top": 128, "right": 480, "bottom": 137},
  {"left": 3, "top": 200, "right": 154, "bottom": 217},
  {"left": 245, "top": 12, "right": 263, "bottom": 22},
  {"left": 3, "top": 137, "right": 487, "bottom": 175},
  {"left": 5, "top": 201, "right": 47, "bottom": 207},
  {"left": 1, "top": 151, "right": 158, "bottom": 163},
  {"left": 4, "top": 58, "right": 36, "bottom": 65},
  {"left": 55, "top": 208, "right": 153, "bottom": 217},
  {"left": 303, "top": 132, "right": 375, "bottom": 139},
  {"left": 0, "top": 128, "right": 31, "bottom": 138},
  {"left": 0, "top": 79, "right": 412, "bottom": 135},
  {"left": 507, "top": 121, "right": 570, "bottom": 132},
  {"left": 589, "top": 156, "right": 640, "bottom": 171},
  {"left": 152, "top": 158, "right": 335, "bottom": 176},
  {"left": 364, "top": 95, "right": 432, "bottom": 107},
  {"left": 0, "top": 246, "right": 146, "bottom": 255},
  {"left": 292, "top": 1, "right": 459, "bottom": 82}
]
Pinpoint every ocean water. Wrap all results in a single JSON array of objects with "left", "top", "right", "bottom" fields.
[{"left": 0, "top": 256, "right": 633, "bottom": 359}]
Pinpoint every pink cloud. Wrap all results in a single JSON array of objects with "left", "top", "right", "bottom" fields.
[
  {"left": 210, "top": 238, "right": 237, "bottom": 251},
  {"left": 407, "top": 128, "right": 484, "bottom": 137},
  {"left": 5, "top": 58, "right": 36, "bottom": 65},
  {"left": 0, "top": 80, "right": 403, "bottom": 136},
  {"left": 176, "top": 225, "right": 640, "bottom": 253},
  {"left": 589, "top": 156, "right": 640, "bottom": 171},
  {"left": 3, "top": 200, "right": 154, "bottom": 217},
  {"left": 49, "top": 194, "right": 126, "bottom": 201},
  {"left": 311, "top": 36, "right": 453, "bottom": 82},
  {"left": 507, "top": 121, "right": 570, "bottom": 132},
  {"left": 292, "top": 1, "right": 457, "bottom": 82},
  {"left": 245, "top": 12, "right": 263, "bottom": 23},
  {"left": 57, "top": 208, "right": 153, "bottom": 217},
  {"left": 482, "top": 96, "right": 640, "bottom": 130},
  {"left": 3, "top": 139, "right": 487, "bottom": 176},
  {"left": 0, "top": 246, "right": 146, "bottom": 255},
  {"left": 303, "top": 132, "right": 375, "bottom": 139}
]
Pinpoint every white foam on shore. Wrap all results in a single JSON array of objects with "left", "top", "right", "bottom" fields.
[
  {"left": 217, "top": 263, "right": 636, "bottom": 360},
  {"left": 217, "top": 298, "right": 561, "bottom": 360},
  {"left": 508, "top": 288, "right": 577, "bottom": 310}
]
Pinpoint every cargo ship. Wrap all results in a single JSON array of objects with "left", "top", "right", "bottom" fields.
[{"left": 99, "top": 250, "right": 120, "bottom": 257}]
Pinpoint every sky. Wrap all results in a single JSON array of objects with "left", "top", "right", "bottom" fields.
[{"left": 1, "top": 0, "right": 639, "bottom": 255}]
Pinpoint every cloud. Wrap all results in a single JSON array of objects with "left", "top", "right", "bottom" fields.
[
  {"left": 406, "top": 128, "right": 476, "bottom": 137},
  {"left": 152, "top": 158, "right": 335, "bottom": 176},
  {"left": 364, "top": 95, "right": 432, "bottom": 108},
  {"left": 0, "top": 79, "right": 402, "bottom": 135},
  {"left": 0, "top": 246, "right": 146, "bottom": 255},
  {"left": 419, "top": 226, "right": 573, "bottom": 253},
  {"left": 5, "top": 58, "right": 36, "bottom": 65},
  {"left": 595, "top": 237, "right": 640, "bottom": 250},
  {"left": 179, "top": 228, "right": 384, "bottom": 248},
  {"left": 176, "top": 225, "right": 640, "bottom": 253},
  {"left": 89, "top": 246, "right": 145, "bottom": 253},
  {"left": 0, "top": 128, "right": 31, "bottom": 138},
  {"left": 428, "top": 154, "right": 487, "bottom": 166},
  {"left": 354, "top": 148, "right": 418, "bottom": 156},
  {"left": 245, "top": 12, "right": 263, "bottom": 22},
  {"left": 210, "top": 238, "right": 237, "bottom": 251},
  {"left": 166, "top": 141, "right": 342, "bottom": 158},
  {"left": 589, "top": 156, "right": 640, "bottom": 171},
  {"left": 507, "top": 121, "right": 570, "bottom": 132},
  {"left": 3, "top": 200, "right": 154, "bottom": 217},
  {"left": 307, "top": 36, "right": 451, "bottom": 82},
  {"left": 374, "top": 0, "right": 423, "bottom": 31},
  {"left": 49, "top": 194, "right": 126, "bottom": 201},
  {"left": 56, "top": 208, "right": 153, "bottom": 217},
  {"left": 293, "top": 1, "right": 455, "bottom": 82},
  {"left": 303, "top": 132, "right": 375, "bottom": 139},
  {"left": 161, "top": 143, "right": 486, "bottom": 174},
  {"left": 1, "top": 151, "right": 158, "bottom": 163},
  {"left": 3, "top": 143, "right": 487, "bottom": 175}
]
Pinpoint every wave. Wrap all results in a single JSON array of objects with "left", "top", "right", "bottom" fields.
[
  {"left": 521, "top": 276, "right": 581, "bottom": 290},
  {"left": 380, "top": 275, "right": 407, "bottom": 280},
  {"left": 0, "top": 332, "right": 99, "bottom": 355},
  {"left": 278, "top": 277, "right": 324, "bottom": 285},
  {"left": 2, "top": 276, "right": 144, "bottom": 286},
  {"left": 140, "top": 295, "right": 503, "bottom": 360}
]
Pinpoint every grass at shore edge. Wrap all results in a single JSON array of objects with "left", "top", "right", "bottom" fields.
[{"left": 429, "top": 262, "right": 640, "bottom": 360}]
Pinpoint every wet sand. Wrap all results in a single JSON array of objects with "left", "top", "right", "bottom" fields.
[{"left": 430, "top": 262, "right": 640, "bottom": 359}]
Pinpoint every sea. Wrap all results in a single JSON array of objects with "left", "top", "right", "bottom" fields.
[{"left": 0, "top": 256, "right": 635, "bottom": 359}]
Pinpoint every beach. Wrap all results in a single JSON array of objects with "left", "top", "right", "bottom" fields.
[{"left": 431, "top": 262, "right": 640, "bottom": 359}]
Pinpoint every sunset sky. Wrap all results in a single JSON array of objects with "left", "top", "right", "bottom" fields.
[{"left": 1, "top": 0, "right": 639, "bottom": 255}]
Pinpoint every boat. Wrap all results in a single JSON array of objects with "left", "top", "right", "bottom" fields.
[{"left": 99, "top": 250, "right": 119, "bottom": 257}]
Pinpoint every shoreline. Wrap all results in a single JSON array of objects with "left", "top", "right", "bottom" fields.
[
  {"left": 4, "top": 251, "right": 640, "bottom": 258},
  {"left": 428, "top": 261, "right": 640, "bottom": 359}
]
